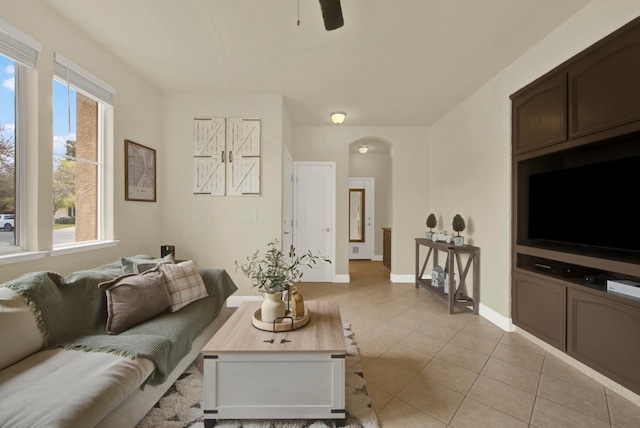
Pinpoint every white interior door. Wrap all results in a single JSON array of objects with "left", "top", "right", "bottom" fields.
[
  {"left": 294, "top": 162, "right": 334, "bottom": 282},
  {"left": 282, "top": 148, "right": 294, "bottom": 252},
  {"left": 349, "top": 178, "right": 374, "bottom": 260}
]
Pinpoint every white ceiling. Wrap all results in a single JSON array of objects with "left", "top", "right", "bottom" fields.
[{"left": 42, "top": 0, "right": 591, "bottom": 126}]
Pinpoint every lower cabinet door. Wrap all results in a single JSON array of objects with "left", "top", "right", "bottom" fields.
[
  {"left": 512, "top": 272, "right": 566, "bottom": 351},
  {"left": 203, "top": 352, "right": 345, "bottom": 420},
  {"left": 567, "top": 288, "right": 640, "bottom": 394}
]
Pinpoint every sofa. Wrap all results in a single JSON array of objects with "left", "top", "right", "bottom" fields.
[{"left": 0, "top": 255, "right": 237, "bottom": 428}]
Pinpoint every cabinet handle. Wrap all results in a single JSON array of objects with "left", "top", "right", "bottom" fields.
[
  {"left": 221, "top": 150, "right": 225, "bottom": 163},
  {"left": 229, "top": 151, "right": 233, "bottom": 163}
]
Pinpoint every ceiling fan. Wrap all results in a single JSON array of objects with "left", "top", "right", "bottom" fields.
[{"left": 318, "top": 0, "right": 344, "bottom": 31}]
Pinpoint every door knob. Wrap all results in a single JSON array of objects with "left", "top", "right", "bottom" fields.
[{"left": 323, "top": 228, "right": 331, "bottom": 232}]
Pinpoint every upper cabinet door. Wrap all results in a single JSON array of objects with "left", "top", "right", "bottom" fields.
[
  {"left": 226, "top": 118, "right": 261, "bottom": 196},
  {"left": 568, "top": 25, "right": 640, "bottom": 139},
  {"left": 512, "top": 73, "right": 567, "bottom": 155}
]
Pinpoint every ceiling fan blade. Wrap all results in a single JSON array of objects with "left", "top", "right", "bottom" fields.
[{"left": 319, "top": 0, "right": 344, "bottom": 31}]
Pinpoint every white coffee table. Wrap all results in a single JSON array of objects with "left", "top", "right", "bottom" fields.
[{"left": 201, "top": 300, "right": 346, "bottom": 426}]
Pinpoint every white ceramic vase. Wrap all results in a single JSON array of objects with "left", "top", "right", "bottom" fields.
[{"left": 261, "top": 292, "right": 286, "bottom": 323}]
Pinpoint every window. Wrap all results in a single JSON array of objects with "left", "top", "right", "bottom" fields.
[
  {"left": 52, "top": 53, "right": 115, "bottom": 248},
  {"left": 0, "top": 19, "right": 40, "bottom": 255},
  {"left": 0, "top": 54, "right": 17, "bottom": 248}
]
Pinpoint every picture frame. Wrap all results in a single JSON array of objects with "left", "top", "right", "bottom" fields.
[{"left": 125, "top": 139, "right": 156, "bottom": 202}]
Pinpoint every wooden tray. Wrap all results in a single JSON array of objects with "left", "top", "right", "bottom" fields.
[{"left": 251, "top": 307, "right": 311, "bottom": 332}]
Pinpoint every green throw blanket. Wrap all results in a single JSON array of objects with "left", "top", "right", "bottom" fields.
[{"left": 3, "top": 257, "right": 238, "bottom": 385}]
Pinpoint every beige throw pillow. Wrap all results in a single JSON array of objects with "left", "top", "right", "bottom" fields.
[
  {"left": 158, "top": 260, "right": 208, "bottom": 312},
  {"left": 132, "top": 258, "right": 174, "bottom": 274},
  {"left": 98, "top": 268, "right": 171, "bottom": 334},
  {"left": 0, "top": 287, "right": 45, "bottom": 370},
  {"left": 120, "top": 254, "right": 175, "bottom": 274}
]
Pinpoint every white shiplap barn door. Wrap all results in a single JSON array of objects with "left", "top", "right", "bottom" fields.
[
  {"left": 226, "top": 118, "right": 261, "bottom": 196},
  {"left": 193, "top": 118, "right": 226, "bottom": 196},
  {"left": 193, "top": 117, "right": 261, "bottom": 196}
]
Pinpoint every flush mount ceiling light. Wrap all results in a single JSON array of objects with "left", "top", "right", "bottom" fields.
[
  {"left": 330, "top": 111, "right": 346, "bottom": 124},
  {"left": 358, "top": 145, "right": 369, "bottom": 154}
]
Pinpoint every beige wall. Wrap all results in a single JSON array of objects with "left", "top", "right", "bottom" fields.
[
  {"left": 292, "top": 126, "right": 429, "bottom": 276},
  {"left": 160, "top": 92, "right": 284, "bottom": 296},
  {"left": 282, "top": 102, "right": 294, "bottom": 156},
  {"left": 0, "top": 0, "right": 164, "bottom": 283},
  {"left": 349, "top": 147, "right": 392, "bottom": 257},
  {"left": 427, "top": 0, "right": 640, "bottom": 320},
  {"left": 4, "top": 0, "right": 639, "bottom": 325}
]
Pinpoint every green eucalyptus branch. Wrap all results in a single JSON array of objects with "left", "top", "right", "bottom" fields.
[{"left": 235, "top": 239, "right": 331, "bottom": 294}]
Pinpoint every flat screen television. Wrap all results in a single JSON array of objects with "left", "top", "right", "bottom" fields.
[{"left": 528, "top": 154, "right": 640, "bottom": 254}]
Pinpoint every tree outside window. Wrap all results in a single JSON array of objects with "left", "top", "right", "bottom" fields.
[
  {"left": 0, "top": 54, "right": 17, "bottom": 248},
  {"left": 52, "top": 139, "right": 75, "bottom": 217}
]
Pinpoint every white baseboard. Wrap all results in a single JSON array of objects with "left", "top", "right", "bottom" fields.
[
  {"left": 391, "top": 277, "right": 515, "bottom": 333},
  {"left": 227, "top": 276, "right": 352, "bottom": 307},
  {"left": 479, "top": 303, "right": 515, "bottom": 332},
  {"left": 371, "top": 255, "right": 383, "bottom": 261},
  {"left": 390, "top": 273, "right": 414, "bottom": 283},
  {"left": 516, "top": 327, "right": 640, "bottom": 407},
  {"left": 226, "top": 295, "right": 263, "bottom": 307}
]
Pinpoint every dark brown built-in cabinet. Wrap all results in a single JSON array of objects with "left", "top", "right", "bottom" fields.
[
  {"left": 512, "top": 272, "right": 566, "bottom": 351},
  {"left": 382, "top": 228, "right": 391, "bottom": 271},
  {"left": 568, "top": 25, "right": 640, "bottom": 139},
  {"left": 511, "top": 16, "right": 640, "bottom": 395},
  {"left": 512, "top": 74, "right": 567, "bottom": 154}
]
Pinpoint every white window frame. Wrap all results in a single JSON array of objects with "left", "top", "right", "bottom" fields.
[
  {"left": 15, "top": 64, "right": 26, "bottom": 247},
  {"left": 50, "top": 54, "right": 117, "bottom": 255},
  {"left": 0, "top": 62, "right": 25, "bottom": 257},
  {"left": 0, "top": 18, "right": 41, "bottom": 260}
]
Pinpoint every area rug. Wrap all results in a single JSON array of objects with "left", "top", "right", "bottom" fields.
[{"left": 136, "top": 322, "right": 379, "bottom": 428}]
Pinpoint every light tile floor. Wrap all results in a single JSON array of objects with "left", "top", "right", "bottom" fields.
[{"left": 295, "top": 260, "right": 640, "bottom": 428}]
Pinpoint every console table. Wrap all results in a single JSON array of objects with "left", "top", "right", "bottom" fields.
[{"left": 415, "top": 238, "right": 480, "bottom": 314}]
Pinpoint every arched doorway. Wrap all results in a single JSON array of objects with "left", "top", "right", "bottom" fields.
[{"left": 348, "top": 138, "right": 392, "bottom": 276}]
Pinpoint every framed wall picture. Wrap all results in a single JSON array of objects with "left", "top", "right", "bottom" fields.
[{"left": 125, "top": 139, "right": 157, "bottom": 202}]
